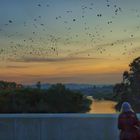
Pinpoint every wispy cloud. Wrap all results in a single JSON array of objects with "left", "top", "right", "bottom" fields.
[
  {"left": 68, "top": 37, "right": 140, "bottom": 56},
  {"left": 5, "top": 65, "right": 29, "bottom": 69},
  {"left": 8, "top": 56, "right": 105, "bottom": 63},
  {"left": 0, "top": 72, "right": 122, "bottom": 84}
]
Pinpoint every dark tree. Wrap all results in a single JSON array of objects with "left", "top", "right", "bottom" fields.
[
  {"left": 123, "top": 71, "right": 130, "bottom": 84},
  {"left": 36, "top": 81, "right": 41, "bottom": 90},
  {"left": 114, "top": 57, "right": 140, "bottom": 112},
  {"left": 46, "top": 83, "right": 91, "bottom": 113},
  {"left": 0, "top": 83, "right": 91, "bottom": 113},
  {"left": 129, "top": 57, "right": 140, "bottom": 94},
  {"left": 129, "top": 57, "right": 140, "bottom": 73},
  {"left": 0, "top": 81, "right": 21, "bottom": 90}
]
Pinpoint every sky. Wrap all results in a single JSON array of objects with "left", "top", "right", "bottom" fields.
[{"left": 0, "top": 0, "right": 140, "bottom": 84}]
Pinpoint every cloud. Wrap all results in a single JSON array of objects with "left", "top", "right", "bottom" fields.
[
  {"left": 68, "top": 37, "right": 140, "bottom": 56},
  {"left": 8, "top": 56, "right": 105, "bottom": 63},
  {"left": 5, "top": 65, "right": 29, "bottom": 69},
  {"left": 0, "top": 72, "right": 122, "bottom": 84}
]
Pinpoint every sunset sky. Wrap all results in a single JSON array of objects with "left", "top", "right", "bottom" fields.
[{"left": 0, "top": 0, "right": 140, "bottom": 84}]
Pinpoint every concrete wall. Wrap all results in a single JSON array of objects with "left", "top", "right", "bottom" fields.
[{"left": 0, "top": 114, "right": 139, "bottom": 140}]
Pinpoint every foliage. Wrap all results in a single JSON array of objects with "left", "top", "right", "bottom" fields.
[
  {"left": 45, "top": 83, "right": 91, "bottom": 113},
  {"left": 0, "top": 80, "right": 23, "bottom": 90},
  {"left": 113, "top": 57, "right": 140, "bottom": 112},
  {"left": 36, "top": 81, "right": 41, "bottom": 90},
  {"left": 0, "top": 83, "right": 91, "bottom": 113}
]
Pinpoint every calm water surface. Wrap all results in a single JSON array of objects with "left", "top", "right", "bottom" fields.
[{"left": 87, "top": 98, "right": 117, "bottom": 114}]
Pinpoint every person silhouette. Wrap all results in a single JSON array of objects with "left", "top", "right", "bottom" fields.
[{"left": 118, "top": 102, "right": 140, "bottom": 140}]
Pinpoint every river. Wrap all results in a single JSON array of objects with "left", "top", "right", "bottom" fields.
[{"left": 87, "top": 97, "right": 117, "bottom": 114}]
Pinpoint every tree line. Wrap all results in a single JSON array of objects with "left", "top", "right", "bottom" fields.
[
  {"left": 0, "top": 83, "right": 91, "bottom": 113},
  {"left": 113, "top": 57, "right": 140, "bottom": 112}
]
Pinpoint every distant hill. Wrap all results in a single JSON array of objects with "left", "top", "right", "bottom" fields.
[{"left": 26, "top": 83, "right": 114, "bottom": 96}]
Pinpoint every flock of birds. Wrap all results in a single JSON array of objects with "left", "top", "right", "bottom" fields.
[{"left": 0, "top": 0, "right": 140, "bottom": 62}]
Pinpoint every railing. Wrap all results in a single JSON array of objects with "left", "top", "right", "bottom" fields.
[{"left": 0, "top": 114, "right": 139, "bottom": 140}]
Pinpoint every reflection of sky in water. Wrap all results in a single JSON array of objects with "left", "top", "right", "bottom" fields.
[{"left": 0, "top": 0, "right": 140, "bottom": 84}]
